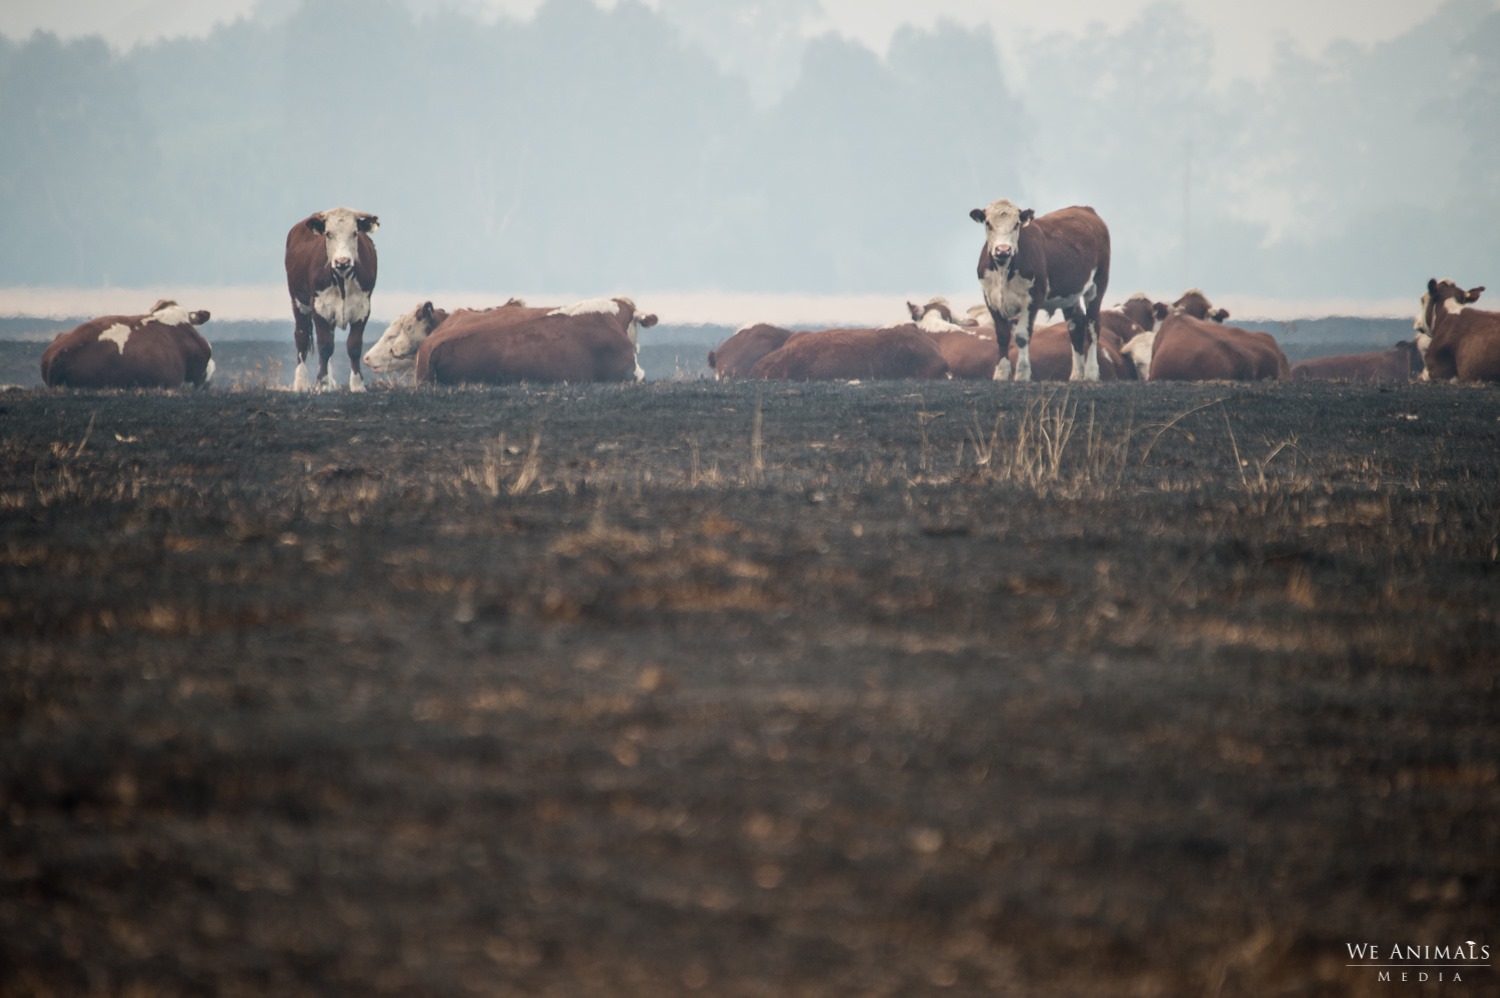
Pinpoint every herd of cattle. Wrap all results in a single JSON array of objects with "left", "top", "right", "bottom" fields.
[{"left": 34, "top": 203, "right": 1500, "bottom": 389}]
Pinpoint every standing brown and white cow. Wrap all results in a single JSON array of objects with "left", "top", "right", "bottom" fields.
[
  {"left": 284, "top": 207, "right": 379, "bottom": 392},
  {"left": 41, "top": 300, "right": 214, "bottom": 389},
  {"left": 1416, "top": 278, "right": 1500, "bottom": 382},
  {"left": 970, "top": 199, "right": 1111, "bottom": 381}
]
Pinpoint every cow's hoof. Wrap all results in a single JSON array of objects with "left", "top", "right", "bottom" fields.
[
  {"left": 293, "top": 362, "right": 312, "bottom": 391},
  {"left": 993, "top": 359, "right": 1012, "bottom": 381},
  {"left": 314, "top": 376, "right": 337, "bottom": 393},
  {"left": 349, "top": 372, "right": 366, "bottom": 393}
]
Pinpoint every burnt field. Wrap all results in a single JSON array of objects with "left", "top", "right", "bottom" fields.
[{"left": 2, "top": 379, "right": 1498, "bottom": 996}]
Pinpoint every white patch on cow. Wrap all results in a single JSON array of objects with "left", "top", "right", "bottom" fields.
[
  {"left": 313, "top": 280, "right": 371, "bottom": 330},
  {"left": 294, "top": 359, "right": 312, "bottom": 391},
  {"left": 916, "top": 310, "right": 966, "bottom": 334},
  {"left": 981, "top": 266, "right": 1033, "bottom": 322},
  {"left": 1443, "top": 297, "right": 1466, "bottom": 315},
  {"left": 549, "top": 298, "right": 621, "bottom": 318},
  {"left": 99, "top": 323, "right": 132, "bottom": 354},
  {"left": 204, "top": 359, "right": 216, "bottom": 385},
  {"left": 315, "top": 370, "right": 337, "bottom": 393},
  {"left": 1121, "top": 332, "right": 1155, "bottom": 380},
  {"left": 349, "top": 370, "right": 365, "bottom": 392},
  {"left": 993, "top": 356, "right": 1012, "bottom": 381},
  {"left": 633, "top": 360, "right": 646, "bottom": 382},
  {"left": 149, "top": 302, "right": 190, "bottom": 326}
]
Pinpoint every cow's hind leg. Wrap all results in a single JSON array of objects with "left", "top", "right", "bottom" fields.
[
  {"left": 347, "top": 318, "right": 368, "bottom": 392},
  {"left": 293, "top": 301, "right": 315, "bottom": 391},
  {"left": 1063, "top": 301, "right": 1100, "bottom": 381}
]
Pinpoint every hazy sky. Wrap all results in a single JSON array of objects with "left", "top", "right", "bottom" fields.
[{"left": 0, "top": 0, "right": 1450, "bottom": 86}]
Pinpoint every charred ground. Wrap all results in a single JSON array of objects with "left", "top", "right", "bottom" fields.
[{"left": 2, "top": 379, "right": 1497, "bottom": 996}]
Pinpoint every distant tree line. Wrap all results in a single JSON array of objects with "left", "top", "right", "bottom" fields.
[{"left": 0, "top": 0, "right": 1494, "bottom": 299}]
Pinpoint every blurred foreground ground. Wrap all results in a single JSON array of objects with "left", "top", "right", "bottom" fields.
[{"left": 1, "top": 380, "right": 1497, "bottom": 996}]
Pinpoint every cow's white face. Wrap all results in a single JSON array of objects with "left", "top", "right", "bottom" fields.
[
  {"left": 364, "top": 301, "right": 439, "bottom": 373},
  {"left": 970, "top": 198, "right": 1033, "bottom": 269},
  {"left": 1120, "top": 331, "right": 1156, "bottom": 380},
  {"left": 308, "top": 208, "right": 378, "bottom": 278}
]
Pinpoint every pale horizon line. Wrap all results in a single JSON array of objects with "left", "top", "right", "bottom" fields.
[{"left": 0, "top": 285, "right": 1417, "bottom": 327}]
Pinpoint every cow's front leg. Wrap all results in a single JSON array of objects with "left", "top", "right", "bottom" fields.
[
  {"left": 347, "top": 318, "right": 368, "bottom": 392},
  {"left": 1013, "top": 309, "right": 1038, "bottom": 382},
  {"left": 1063, "top": 303, "right": 1100, "bottom": 381},
  {"left": 293, "top": 302, "right": 315, "bottom": 391},
  {"left": 989, "top": 307, "right": 1013, "bottom": 381},
  {"left": 313, "top": 313, "right": 338, "bottom": 392}
]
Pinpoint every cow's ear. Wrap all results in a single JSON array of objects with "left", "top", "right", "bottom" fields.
[
  {"left": 357, "top": 213, "right": 380, "bottom": 234},
  {"left": 1467, "top": 286, "right": 1486, "bottom": 302},
  {"left": 1428, "top": 278, "right": 1440, "bottom": 295},
  {"left": 969, "top": 208, "right": 986, "bottom": 223},
  {"left": 1153, "top": 302, "right": 1170, "bottom": 319},
  {"left": 419, "top": 301, "right": 434, "bottom": 321},
  {"left": 306, "top": 214, "right": 327, "bottom": 235},
  {"left": 640, "top": 313, "right": 659, "bottom": 328},
  {"left": 907, "top": 301, "right": 922, "bottom": 319},
  {"left": 189, "top": 310, "right": 211, "bottom": 325},
  {"left": 1212, "top": 307, "right": 1230, "bottom": 322},
  {"left": 1020, "top": 208, "right": 1035, "bottom": 224}
]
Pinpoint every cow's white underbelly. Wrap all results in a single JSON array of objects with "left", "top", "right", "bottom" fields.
[{"left": 313, "top": 280, "right": 371, "bottom": 329}]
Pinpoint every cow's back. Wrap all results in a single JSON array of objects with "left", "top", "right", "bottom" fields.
[
  {"left": 1150, "top": 315, "right": 1273, "bottom": 382},
  {"left": 1291, "top": 348, "right": 1414, "bottom": 382},
  {"left": 751, "top": 326, "right": 949, "bottom": 381},
  {"left": 1032, "top": 206, "right": 1111, "bottom": 295},
  {"left": 418, "top": 310, "right": 635, "bottom": 385}
]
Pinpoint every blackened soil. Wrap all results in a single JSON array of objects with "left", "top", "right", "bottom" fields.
[{"left": 2, "top": 380, "right": 1498, "bottom": 997}]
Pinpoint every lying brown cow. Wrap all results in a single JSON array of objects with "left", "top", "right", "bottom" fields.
[
  {"left": 908, "top": 298, "right": 1000, "bottom": 380},
  {"left": 1013, "top": 319, "right": 1133, "bottom": 381},
  {"left": 363, "top": 298, "right": 539, "bottom": 376},
  {"left": 749, "top": 325, "right": 949, "bottom": 381},
  {"left": 41, "top": 300, "right": 214, "bottom": 389},
  {"left": 1416, "top": 278, "right": 1500, "bottom": 383},
  {"left": 707, "top": 323, "right": 795, "bottom": 379},
  {"left": 416, "top": 297, "right": 656, "bottom": 385},
  {"left": 1139, "top": 314, "right": 1289, "bottom": 382},
  {"left": 1290, "top": 342, "right": 1423, "bottom": 382}
]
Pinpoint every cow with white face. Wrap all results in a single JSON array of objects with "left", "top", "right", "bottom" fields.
[
  {"left": 970, "top": 199, "right": 1111, "bottom": 382},
  {"left": 1416, "top": 278, "right": 1500, "bottom": 382},
  {"left": 284, "top": 207, "right": 379, "bottom": 392}
]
